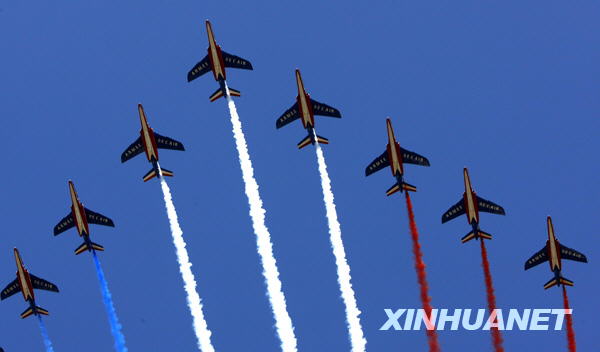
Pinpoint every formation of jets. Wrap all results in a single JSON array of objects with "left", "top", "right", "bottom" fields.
[{"left": 1, "top": 18, "right": 589, "bottom": 340}]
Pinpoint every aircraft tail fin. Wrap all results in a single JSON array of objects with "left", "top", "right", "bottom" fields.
[
  {"left": 74, "top": 241, "right": 104, "bottom": 255},
  {"left": 209, "top": 87, "right": 241, "bottom": 102},
  {"left": 297, "top": 134, "right": 328, "bottom": 149},
  {"left": 386, "top": 182, "right": 417, "bottom": 196},
  {"left": 143, "top": 167, "right": 174, "bottom": 182},
  {"left": 544, "top": 275, "right": 574, "bottom": 290},
  {"left": 21, "top": 306, "right": 48, "bottom": 319},
  {"left": 461, "top": 229, "right": 493, "bottom": 243}
]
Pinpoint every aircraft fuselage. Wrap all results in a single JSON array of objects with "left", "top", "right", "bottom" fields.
[
  {"left": 138, "top": 104, "right": 159, "bottom": 162},
  {"left": 385, "top": 119, "right": 404, "bottom": 178},
  {"left": 206, "top": 21, "right": 226, "bottom": 81},
  {"left": 69, "top": 181, "right": 89, "bottom": 236},
  {"left": 295, "top": 70, "right": 315, "bottom": 130},
  {"left": 462, "top": 168, "right": 480, "bottom": 226},
  {"left": 546, "top": 218, "right": 562, "bottom": 273},
  {"left": 14, "top": 249, "right": 34, "bottom": 302}
]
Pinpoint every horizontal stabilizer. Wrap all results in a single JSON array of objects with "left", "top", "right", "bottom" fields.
[
  {"left": 461, "top": 230, "right": 492, "bottom": 243},
  {"left": 297, "top": 135, "right": 312, "bottom": 149},
  {"left": 209, "top": 88, "right": 224, "bottom": 102},
  {"left": 209, "top": 87, "right": 241, "bottom": 102},
  {"left": 21, "top": 306, "right": 48, "bottom": 319},
  {"left": 297, "top": 134, "right": 329, "bottom": 149},
  {"left": 544, "top": 276, "right": 574, "bottom": 290},
  {"left": 402, "top": 182, "right": 417, "bottom": 192},
  {"left": 143, "top": 167, "right": 174, "bottom": 182},
  {"left": 75, "top": 241, "right": 104, "bottom": 255},
  {"left": 228, "top": 87, "right": 241, "bottom": 98},
  {"left": 316, "top": 135, "right": 329, "bottom": 145},
  {"left": 461, "top": 231, "right": 476, "bottom": 243},
  {"left": 386, "top": 183, "right": 401, "bottom": 196}
]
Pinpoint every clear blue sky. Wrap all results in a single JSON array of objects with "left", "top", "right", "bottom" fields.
[{"left": 1, "top": 1, "right": 598, "bottom": 351}]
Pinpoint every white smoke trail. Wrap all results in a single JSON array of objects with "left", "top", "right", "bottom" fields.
[
  {"left": 313, "top": 132, "right": 367, "bottom": 352},
  {"left": 159, "top": 175, "right": 215, "bottom": 352},
  {"left": 225, "top": 88, "right": 298, "bottom": 352}
]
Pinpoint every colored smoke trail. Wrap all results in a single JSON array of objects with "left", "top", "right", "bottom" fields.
[
  {"left": 159, "top": 177, "right": 215, "bottom": 352},
  {"left": 562, "top": 286, "right": 576, "bottom": 352},
  {"left": 92, "top": 250, "right": 128, "bottom": 352},
  {"left": 225, "top": 89, "right": 298, "bottom": 352},
  {"left": 404, "top": 192, "right": 440, "bottom": 352},
  {"left": 479, "top": 240, "right": 504, "bottom": 352},
  {"left": 36, "top": 315, "right": 54, "bottom": 352},
  {"left": 313, "top": 136, "right": 366, "bottom": 352}
]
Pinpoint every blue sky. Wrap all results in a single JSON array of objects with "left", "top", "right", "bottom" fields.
[{"left": 1, "top": 1, "right": 598, "bottom": 351}]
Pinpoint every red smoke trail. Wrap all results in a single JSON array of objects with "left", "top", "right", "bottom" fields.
[
  {"left": 479, "top": 240, "right": 504, "bottom": 352},
  {"left": 404, "top": 192, "right": 441, "bottom": 352},
  {"left": 562, "top": 286, "right": 576, "bottom": 352}
]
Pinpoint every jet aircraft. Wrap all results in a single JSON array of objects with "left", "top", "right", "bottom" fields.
[
  {"left": 1, "top": 248, "right": 59, "bottom": 318},
  {"left": 121, "top": 104, "right": 185, "bottom": 182},
  {"left": 54, "top": 181, "right": 115, "bottom": 254},
  {"left": 441, "top": 168, "right": 505, "bottom": 243},
  {"left": 187, "top": 20, "right": 253, "bottom": 101},
  {"left": 525, "top": 216, "right": 588, "bottom": 289},
  {"left": 276, "top": 69, "right": 341, "bottom": 149},
  {"left": 365, "top": 118, "right": 429, "bottom": 195}
]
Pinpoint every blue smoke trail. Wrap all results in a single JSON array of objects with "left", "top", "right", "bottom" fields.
[
  {"left": 36, "top": 315, "right": 54, "bottom": 352},
  {"left": 92, "top": 250, "right": 128, "bottom": 352}
]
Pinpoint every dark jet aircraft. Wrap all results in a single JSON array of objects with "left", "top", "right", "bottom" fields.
[
  {"left": 187, "top": 20, "right": 253, "bottom": 101},
  {"left": 54, "top": 181, "right": 115, "bottom": 254},
  {"left": 121, "top": 104, "right": 185, "bottom": 182},
  {"left": 276, "top": 69, "right": 341, "bottom": 149},
  {"left": 1, "top": 248, "right": 59, "bottom": 318},
  {"left": 365, "top": 118, "right": 430, "bottom": 195},
  {"left": 441, "top": 168, "right": 505, "bottom": 243},
  {"left": 525, "top": 216, "right": 588, "bottom": 289}
]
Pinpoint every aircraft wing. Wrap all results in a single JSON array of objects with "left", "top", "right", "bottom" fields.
[
  {"left": 400, "top": 147, "right": 430, "bottom": 166},
  {"left": 311, "top": 99, "right": 341, "bottom": 118},
  {"left": 54, "top": 213, "right": 75, "bottom": 236},
  {"left": 477, "top": 196, "right": 505, "bottom": 215},
  {"left": 121, "top": 137, "right": 144, "bottom": 163},
  {"left": 29, "top": 274, "right": 59, "bottom": 293},
  {"left": 187, "top": 55, "right": 211, "bottom": 82},
  {"left": 441, "top": 199, "right": 465, "bottom": 223},
  {"left": 154, "top": 133, "right": 185, "bottom": 151},
  {"left": 524, "top": 246, "right": 548, "bottom": 270},
  {"left": 0, "top": 279, "right": 20, "bottom": 300},
  {"left": 365, "top": 151, "right": 389, "bottom": 176},
  {"left": 560, "top": 245, "right": 588, "bottom": 263},
  {"left": 222, "top": 51, "right": 253, "bottom": 70},
  {"left": 85, "top": 208, "right": 115, "bottom": 227},
  {"left": 276, "top": 103, "right": 300, "bottom": 129}
]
